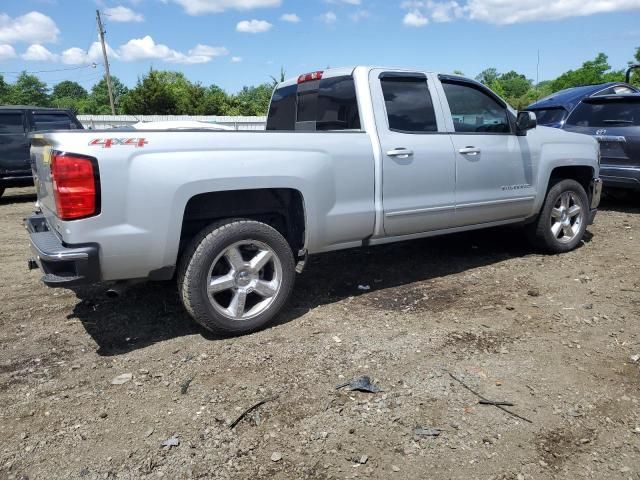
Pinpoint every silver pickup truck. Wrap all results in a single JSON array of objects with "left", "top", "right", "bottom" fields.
[{"left": 27, "top": 66, "right": 602, "bottom": 335}]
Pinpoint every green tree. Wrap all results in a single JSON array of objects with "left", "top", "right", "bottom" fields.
[
  {"left": 269, "top": 67, "right": 287, "bottom": 87},
  {"left": 549, "top": 53, "right": 624, "bottom": 91},
  {"left": 201, "top": 85, "right": 231, "bottom": 115},
  {"left": 6, "top": 72, "right": 49, "bottom": 106},
  {"left": 120, "top": 69, "right": 177, "bottom": 115},
  {"left": 232, "top": 84, "right": 273, "bottom": 116},
  {"left": 85, "top": 76, "right": 129, "bottom": 114},
  {"left": 475, "top": 68, "right": 500, "bottom": 86},
  {"left": 0, "top": 75, "right": 8, "bottom": 103},
  {"left": 52, "top": 81, "right": 88, "bottom": 100}
]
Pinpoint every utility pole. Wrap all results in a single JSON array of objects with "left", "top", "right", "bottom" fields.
[{"left": 96, "top": 9, "right": 116, "bottom": 115}]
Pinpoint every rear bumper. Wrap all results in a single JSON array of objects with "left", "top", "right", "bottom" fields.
[
  {"left": 600, "top": 165, "right": 640, "bottom": 191},
  {"left": 26, "top": 213, "right": 100, "bottom": 287}
]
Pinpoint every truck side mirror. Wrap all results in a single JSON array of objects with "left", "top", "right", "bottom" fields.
[{"left": 516, "top": 111, "right": 537, "bottom": 136}]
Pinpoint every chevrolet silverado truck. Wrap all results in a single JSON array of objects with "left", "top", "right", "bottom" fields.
[{"left": 26, "top": 66, "right": 602, "bottom": 335}]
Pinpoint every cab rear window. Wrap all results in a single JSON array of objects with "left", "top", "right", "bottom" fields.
[
  {"left": 0, "top": 112, "right": 25, "bottom": 134},
  {"left": 266, "top": 75, "right": 361, "bottom": 131},
  {"left": 33, "top": 112, "right": 79, "bottom": 131}
]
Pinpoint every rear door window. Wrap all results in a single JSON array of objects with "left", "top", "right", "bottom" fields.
[
  {"left": 266, "top": 75, "right": 361, "bottom": 131},
  {"left": 0, "top": 112, "right": 26, "bottom": 134},
  {"left": 32, "top": 112, "right": 79, "bottom": 131},
  {"left": 380, "top": 75, "right": 438, "bottom": 133}
]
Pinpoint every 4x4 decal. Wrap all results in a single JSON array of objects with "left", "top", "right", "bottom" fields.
[{"left": 89, "top": 138, "right": 148, "bottom": 148}]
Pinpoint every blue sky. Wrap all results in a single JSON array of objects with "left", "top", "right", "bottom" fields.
[{"left": 0, "top": 0, "right": 639, "bottom": 93}]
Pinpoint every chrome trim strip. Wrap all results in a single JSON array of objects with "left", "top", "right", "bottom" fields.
[
  {"left": 385, "top": 205, "right": 455, "bottom": 218},
  {"left": 457, "top": 196, "right": 535, "bottom": 209}
]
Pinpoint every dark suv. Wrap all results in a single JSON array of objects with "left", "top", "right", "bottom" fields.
[
  {"left": 527, "top": 66, "right": 640, "bottom": 194},
  {"left": 562, "top": 94, "right": 640, "bottom": 193},
  {"left": 0, "top": 106, "right": 83, "bottom": 198}
]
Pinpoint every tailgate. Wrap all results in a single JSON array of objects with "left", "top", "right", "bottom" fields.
[{"left": 30, "top": 134, "right": 58, "bottom": 215}]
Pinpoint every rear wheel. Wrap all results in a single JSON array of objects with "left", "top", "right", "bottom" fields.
[
  {"left": 177, "top": 219, "right": 295, "bottom": 335},
  {"left": 526, "top": 179, "right": 589, "bottom": 253}
]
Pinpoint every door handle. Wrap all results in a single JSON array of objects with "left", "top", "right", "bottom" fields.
[
  {"left": 459, "top": 146, "right": 481, "bottom": 156},
  {"left": 387, "top": 148, "right": 414, "bottom": 159}
]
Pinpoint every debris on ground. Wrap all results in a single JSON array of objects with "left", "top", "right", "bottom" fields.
[
  {"left": 353, "top": 455, "right": 369, "bottom": 464},
  {"left": 229, "top": 395, "right": 279, "bottom": 429},
  {"left": 270, "top": 452, "right": 282, "bottom": 462},
  {"left": 111, "top": 373, "right": 133, "bottom": 385},
  {"left": 161, "top": 435, "right": 180, "bottom": 449},
  {"left": 630, "top": 354, "right": 640, "bottom": 363},
  {"left": 448, "top": 372, "right": 532, "bottom": 424},
  {"left": 336, "top": 376, "right": 383, "bottom": 393},
  {"left": 180, "top": 376, "right": 194, "bottom": 394},
  {"left": 357, "top": 284, "right": 371, "bottom": 291},
  {"left": 414, "top": 426, "right": 442, "bottom": 437}
]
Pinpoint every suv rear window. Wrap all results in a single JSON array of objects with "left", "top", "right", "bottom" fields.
[
  {"left": 266, "top": 75, "right": 361, "bottom": 131},
  {"left": 33, "top": 112, "right": 78, "bottom": 131},
  {"left": 566, "top": 99, "right": 640, "bottom": 127},
  {"left": 0, "top": 112, "right": 25, "bottom": 134}
]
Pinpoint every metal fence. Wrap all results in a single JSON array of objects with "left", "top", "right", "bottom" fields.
[{"left": 77, "top": 115, "right": 267, "bottom": 130}]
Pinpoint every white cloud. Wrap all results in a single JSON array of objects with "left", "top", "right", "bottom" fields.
[
  {"left": 280, "top": 13, "right": 300, "bottom": 22},
  {"left": 326, "top": 0, "right": 361, "bottom": 4},
  {"left": 401, "top": 0, "right": 640, "bottom": 25},
  {"left": 22, "top": 44, "right": 58, "bottom": 62},
  {"left": 103, "top": 6, "right": 144, "bottom": 22},
  {"left": 0, "top": 44, "right": 16, "bottom": 61},
  {"left": 231, "top": 56, "right": 243, "bottom": 63},
  {"left": 61, "top": 42, "right": 115, "bottom": 65},
  {"left": 118, "top": 35, "right": 228, "bottom": 63},
  {"left": 468, "top": 0, "right": 640, "bottom": 24},
  {"left": 403, "top": 10, "right": 428, "bottom": 27},
  {"left": 171, "top": 0, "right": 281, "bottom": 15},
  {"left": 320, "top": 11, "right": 337, "bottom": 24},
  {"left": 350, "top": 9, "right": 371, "bottom": 21},
  {"left": 0, "top": 11, "right": 59, "bottom": 44},
  {"left": 236, "top": 19, "right": 273, "bottom": 33}
]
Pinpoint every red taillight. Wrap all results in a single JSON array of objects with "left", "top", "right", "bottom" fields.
[
  {"left": 297, "top": 71, "right": 323, "bottom": 84},
  {"left": 51, "top": 153, "right": 99, "bottom": 220}
]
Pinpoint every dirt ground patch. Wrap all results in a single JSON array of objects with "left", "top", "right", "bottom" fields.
[{"left": 1, "top": 187, "right": 639, "bottom": 480}]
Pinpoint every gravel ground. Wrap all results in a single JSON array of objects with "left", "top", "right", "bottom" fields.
[{"left": 0, "top": 187, "right": 639, "bottom": 480}]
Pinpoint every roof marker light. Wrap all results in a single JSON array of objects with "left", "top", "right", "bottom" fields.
[{"left": 297, "top": 71, "right": 324, "bottom": 84}]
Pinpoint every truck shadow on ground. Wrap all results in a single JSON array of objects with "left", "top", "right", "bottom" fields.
[
  {"left": 598, "top": 195, "right": 640, "bottom": 214},
  {"left": 0, "top": 191, "right": 37, "bottom": 205},
  {"left": 69, "top": 225, "right": 575, "bottom": 356}
]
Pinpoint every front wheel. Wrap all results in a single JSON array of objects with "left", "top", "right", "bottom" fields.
[
  {"left": 177, "top": 219, "right": 296, "bottom": 335},
  {"left": 526, "top": 179, "right": 589, "bottom": 253}
]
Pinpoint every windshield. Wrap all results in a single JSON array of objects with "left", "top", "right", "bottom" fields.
[
  {"left": 530, "top": 108, "right": 567, "bottom": 126},
  {"left": 566, "top": 100, "right": 640, "bottom": 127}
]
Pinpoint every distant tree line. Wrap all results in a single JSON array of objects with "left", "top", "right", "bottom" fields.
[{"left": 0, "top": 48, "right": 638, "bottom": 115}]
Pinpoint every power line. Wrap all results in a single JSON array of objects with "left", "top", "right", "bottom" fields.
[{"left": 0, "top": 64, "right": 98, "bottom": 75}]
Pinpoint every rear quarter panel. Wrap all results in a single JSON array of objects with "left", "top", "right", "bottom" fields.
[{"left": 32, "top": 130, "right": 375, "bottom": 281}]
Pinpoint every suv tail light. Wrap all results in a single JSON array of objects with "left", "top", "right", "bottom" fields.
[{"left": 51, "top": 152, "right": 100, "bottom": 220}]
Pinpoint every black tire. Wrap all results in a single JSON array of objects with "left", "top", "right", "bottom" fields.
[
  {"left": 0, "top": 187, "right": 4, "bottom": 199},
  {"left": 526, "top": 179, "right": 589, "bottom": 253},
  {"left": 177, "top": 219, "right": 295, "bottom": 336}
]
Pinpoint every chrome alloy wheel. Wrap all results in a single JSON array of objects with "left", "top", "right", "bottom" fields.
[
  {"left": 550, "top": 192, "right": 584, "bottom": 244},
  {"left": 206, "top": 240, "right": 283, "bottom": 321}
]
